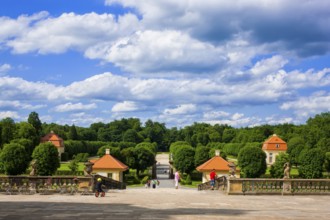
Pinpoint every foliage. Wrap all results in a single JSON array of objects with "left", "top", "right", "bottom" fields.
[
  {"left": 325, "top": 152, "right": 330, "bottom": 175},
  {"left": 27, "top": 111, "right": 42, "bottom": 136},
  {"left": 0, "top": 117, "right": 15, "bottom": 148},
  {"left": 185, "top": 174, "right": 192, "bottom": 185},
  {"left": 269, "top": 152, "right": 290, "bottom": 178},
  {"left": 134, "top": 146, "right": 155, "bottom": 175},
  {"left": 194, "top": 146, "right": 210, "bottom": 167},
  {"left": 287, "top": 137, "right": 306, "bottom": 166},
  {"left": 0, "top": 143, "right": 30, "bottom": 175},
  {"left": 74, "top": 153, "right": 89, "bottom": 162},
  {"left": 135, "top": 142, "right": 157, "bottom": 155},
  {"left": 32, "top": 142, "right": 60, "bottom": 176},
  {"left": 238, "top": 146, "right": 267, "bottom": 178},
  {"left": 68, "top": 157, "right": 79, "bottom": 173},
  {"left": 298, "top": 148, "right": 325, "bottom": 179},
  {"left": 173, "top": 145, "right": 195, "bottom": 174}
]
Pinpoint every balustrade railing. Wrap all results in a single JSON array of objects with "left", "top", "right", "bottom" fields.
[
  {"left": 198, "top": 176, "right": 227, "bottom": 191},
  {"left": 228, "top": 178, "right": 330, "bottom": 195}
]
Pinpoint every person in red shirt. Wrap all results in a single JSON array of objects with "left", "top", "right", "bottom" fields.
[{"left": 210, "top": 169, "right": 217, "bottom": 190}]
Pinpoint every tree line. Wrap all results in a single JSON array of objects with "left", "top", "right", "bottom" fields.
[{"left": 0, "top": 111, "right": 329, "bottom": 178}]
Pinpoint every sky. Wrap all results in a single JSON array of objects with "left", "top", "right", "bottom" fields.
[{"left": 0, "top": 0, "right": 330, "bottom": 128}]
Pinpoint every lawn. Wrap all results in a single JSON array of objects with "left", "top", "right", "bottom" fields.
[{"left": 58, "top": 162, "right": 85, "bottom": 171}]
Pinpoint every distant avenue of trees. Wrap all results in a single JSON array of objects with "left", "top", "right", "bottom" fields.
[{"left": 0, "top": 111, "right": 329, "bottom": 178}]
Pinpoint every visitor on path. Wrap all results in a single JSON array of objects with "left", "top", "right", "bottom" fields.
[
  {"left": 210, "top": 169, "right": 217, "bottom": 190},
  {"left": 174, "top": 171, "right": 180, "bottom": 189},
  {"left": 95, "top": 178, "right": 105, "bottom": 197},
  {"left": 152, "top": 179, "right": 157, "bottom": 189}
]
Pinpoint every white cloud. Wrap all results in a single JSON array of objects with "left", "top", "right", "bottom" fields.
[
  {"left": 0, "top": 111, "right": 20, "bottom": 119},
  {"left": 54, "top": 102, "right": 97, "bottom": 112},
  {"left": 0, "top": 64, "right": 11, "bottom": 75},
  {"left": 203, "top": 111, "right": 231, "bottom": 120},
  {"left": 280, "top": 91, "right": 330, "bottom": 117},
  {"left": 112, "top": 101, "right": 139, "bottom": 112},
  {"left": 250, "top": 55, "right": 288, "bottom": 76},
  {"left": 85, "top": 30, "right": 226, "bottom": 74},
  {"left": 163, "top": 104, "right": 197, "bottom": 115},
  {"left": 3, "top": 12, "right": 140, "bottom": 54},
  {"left": 0, "top": 100, "right": 45, "bottom": 110}
]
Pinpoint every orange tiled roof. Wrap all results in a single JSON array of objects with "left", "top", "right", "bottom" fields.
[
  {"left": 92, "top": 154, "right": 128, "bottom": 171},
  {"left": 40, "top": 132, "right": 64, "bottom": 148},
  {"left": 262, "top": 134, "right": 287, "bottom": 151},
  {"left": 196, "top": 156, "right": 230, "bottom": 172}
]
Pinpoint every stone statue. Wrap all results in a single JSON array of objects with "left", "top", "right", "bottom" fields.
[
  {"left": 29, "top": 159, "right": 37, "bottom": 176},
  {"left": 84, "top": 161, "right": 94, "bottom": 176},
  {"left": 283, "top": 162, "right": 290, "bottom": 179},
  {"left": 228, "top": 162, "right": 236, "bottom": 178}
]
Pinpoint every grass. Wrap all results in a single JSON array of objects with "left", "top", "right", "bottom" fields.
[{"left": 58, "top": 162, "right": 85, "bottom": 171}]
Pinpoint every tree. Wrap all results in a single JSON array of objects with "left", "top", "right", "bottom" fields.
[
  {"left": 173, "top": 146, "right": 195, "bottom": 174},
  {"left": 32, "top": 142, "right": 60, "bottom": 176},
  {"left": 0, "top": 117, "right": 15, "bottom": 148},
  {"left": 134, "top": 146, "right": 155, "bottom": 175},
  {"left": 298, "top": 148, "right": 325, "bottom": 179},
  {"left": 325, "top": 152, "right": 330, "bottom": 176},
  {"left": 269, "top": 152, "right": 290, "bottom": 178},
  {"left": 15, "top": 122, "right": 39, "bottom": 146},
  {"left": 194, "top": 146, "right": 210, "bottom": 167},
  {"left": 11, "top": 138, "right": 35, "bottom": 158},
  {"left": 97, "top": 145, "right": 123, "bottom": 161},
  {"left": 0, "top": 143, "right": 29, "bottom": 175},
  {"left": 27, "top": 111, "right": 42, "bottom": 136},
  {"left": 238, "top": 146, "right": 267, "bottom": 178},
  {"left": 121, "top": 147, "right": 136, "bottom": 169},
  {"left": 123, "top": 129, "right": 143, "bottom": 143},
  {"left": 287, "top": 137, "right": 306, "bottom": 166},
  {"left": 68, "top": 124, "right": 78, "bottom": 140},
  {"left": 68, "top": 156, "right": 79, "bottom": 173}
]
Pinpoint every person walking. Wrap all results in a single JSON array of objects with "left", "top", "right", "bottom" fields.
[
  {"left": 210, "top": 169, "right": 217, "bottom": 190},
  {"left": 174, "top": 171, "right": 180, "bottom": 189}
]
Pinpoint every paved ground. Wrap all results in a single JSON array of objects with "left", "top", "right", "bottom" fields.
[{"left": 1, "top": 188, "right": 329, "bottom": 220}]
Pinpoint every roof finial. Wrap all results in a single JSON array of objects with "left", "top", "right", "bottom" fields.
[{"left": 215, "top": 150, "right": 220, "bottom": 156}]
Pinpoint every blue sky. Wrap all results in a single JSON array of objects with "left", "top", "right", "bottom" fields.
[{"left": 1, "top": 0, "right": 330, "bottom": 128}]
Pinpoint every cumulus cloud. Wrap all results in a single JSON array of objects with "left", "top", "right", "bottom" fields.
[
  {"left": 0, "top": 64, "right": 11, "bottom": 75},
  {"left": 54, "top": 102, "right": 97, "bottom": 112},
  {"left": 0, "top": 100, "right": 45, "bottom": 110},
  {"left": 85, "top": 30, "right": 226, "bottom": 74},
  {"left": 2, "top": 12, "right": 140, "bottom": 54},
  {"left": 163, "top": 104, "right": 197, "bottom": 115},
  {"left": 0, "top": 111, "right": 20, "bottom": 119},
  {"left": 112, "top": 101, "right": 139, "bottom": 112},
  {"left": 106, "top": 0, "right": 330, "bottom": 57},
  {"left": 280, "top": 91, "right": 330, "bottom": 117}
]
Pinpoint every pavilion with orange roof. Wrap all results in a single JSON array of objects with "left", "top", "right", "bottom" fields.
[
  {"left": 262, "top": 134, "right": 287, "bottom": 165},
  {"left": 196, "top": 150, "right": 240, "bottom": 183},
  {"left": 40, "top": 131, "right": 65, "bottom": 157},
  {"left": 91, "top": 149, "right": 128, "bottom": 182}
]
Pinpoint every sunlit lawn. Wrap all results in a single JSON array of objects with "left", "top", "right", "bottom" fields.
[{"left": 58, "top": 162, "right": 85, "bottom": 171}]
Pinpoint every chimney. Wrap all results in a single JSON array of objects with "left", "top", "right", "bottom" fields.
[
  {"left": 106, "top": 148, "right": 110, "bottom": 155},
  {"left": 215, "top": 150, "right": 220, "bottom": 156}
]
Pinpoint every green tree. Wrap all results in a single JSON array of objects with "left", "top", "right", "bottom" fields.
[
  {"left": 134, "top": 145, "right": 155, "bottom": 175},
  {"left": 0, "top": 143, "right": 29, "bottom": 175},
  {"left": 222, "top": 128, "right": 236, "bottom": 143},
  {"left": 269, "top": 152, "right": 290, "bottom": 178},
  {"left": 173, "top": 145, "right": 195, "bottom": 174},
  {"left": 238, "top": 146, "right": 267, "bottom": 178},
  {"left": 123, "top": 129, "right": 144, "bottom": 143},
  {"left": 32, "top": 142, "right": 60, "bottom": 176},
  {"left": 121, "top": 147, "right": 136, "bottom": 169},
  {"left": 194, "top": 146, "right": 210, "bottom": 167},
  {"left": 68, "top": 156, "right": 79, "bottom": 173},
  {"left": 287, "top": 137, "right": 306, "bottom": 166},
  {"left": 0, "top": 117, "right": 15, "bottom": 148},
  {"left": 97, "top": 145, "right": 122, "bottom": 161},
  {"left": 325, "top": 152, "right": 330, "bottom": 176},
  {"left": 27, "top": 111, "right": 42, "bottom": 136},
  {"left": 298, "top": 148, "right": 325, "bottom": 179},
  {"left": 68, "top": 124, "right": 78, "bottom": 140},
  {"left": 15, "top": 122, "right": 39, "bottom": 146},
  {"left": 11, "top": 138, "right": 35, "bottom": 158}
]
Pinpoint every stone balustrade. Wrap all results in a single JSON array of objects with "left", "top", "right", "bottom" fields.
[{"left": 227, "top": 178, "right": 330, "bottom": 195}]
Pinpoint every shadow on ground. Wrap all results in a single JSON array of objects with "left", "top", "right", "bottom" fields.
[{"left": 0, "top": 201, "right": 252, "bottom": 219}]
